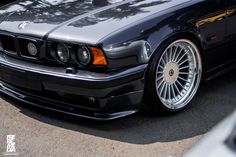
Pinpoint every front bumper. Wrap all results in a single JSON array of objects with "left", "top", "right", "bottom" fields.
[{"left": 0, "top": 53, "right": 147, "bottom": 120}]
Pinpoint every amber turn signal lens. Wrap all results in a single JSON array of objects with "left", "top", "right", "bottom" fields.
[{"left": 89, "top": 47, "right": 107, "bottom": 65}]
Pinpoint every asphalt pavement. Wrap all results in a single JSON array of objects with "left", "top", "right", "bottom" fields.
[{"left": 1, "top": 69, "right": 236, "bottom": 157}]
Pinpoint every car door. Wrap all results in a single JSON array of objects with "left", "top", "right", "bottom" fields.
[
  {"left": 226, "top": 0, "right": 236, "bottom": 39},
  {"left": 196, "top": 0, "right": 228, "bottom": 70},
  {"left": 225, "top": 0, "right": 236, "bottom": 61},
  {"left": 197, "top": 0, "right": 227, "bottom": 48}
]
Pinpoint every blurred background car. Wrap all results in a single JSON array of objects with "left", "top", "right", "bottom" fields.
[{"left": 183, "top": 110, "right": 236, "bottom": 157}]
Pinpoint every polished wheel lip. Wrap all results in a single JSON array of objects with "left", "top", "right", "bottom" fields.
[{"left": 155, "top": 39, "right": 202, "bottom": 110}]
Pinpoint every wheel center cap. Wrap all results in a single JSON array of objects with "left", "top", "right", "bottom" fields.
[
  {"left": 169, "top": 69, "right": 174, "bottom": 76},
  {"left": 164, "top": 62, "right": 179, "bottom": 84}
]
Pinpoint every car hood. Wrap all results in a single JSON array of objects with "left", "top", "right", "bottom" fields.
[{"left": 0, "top": 0, "right": 191, "bottom": 44}]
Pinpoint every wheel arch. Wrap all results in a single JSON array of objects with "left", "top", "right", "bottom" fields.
[{"left": 149, "top": 31, "right": 206, "bottom": 68}]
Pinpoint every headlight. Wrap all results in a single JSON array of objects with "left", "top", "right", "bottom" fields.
[
  {"left": 77, "top": 47, "right": 91, "bottom": 66},
  {"left": 57, "top": 43, "right": 70, "bottom": 63}
]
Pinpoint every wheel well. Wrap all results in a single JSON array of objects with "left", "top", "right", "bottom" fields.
[{"left": 151, "top": 32, "right": 205, "bottom": 70}]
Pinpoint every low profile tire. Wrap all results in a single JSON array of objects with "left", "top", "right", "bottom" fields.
[{"left": 144, "top": 37, "right": 202, "bottom": 114}]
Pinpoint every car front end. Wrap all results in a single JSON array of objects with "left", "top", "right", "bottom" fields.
[
  {"left": 0, "top": 0, "right": 198, "bottom": 119},
  {"left": 0, "top": 32, "right": 148, "bottom": 120}
]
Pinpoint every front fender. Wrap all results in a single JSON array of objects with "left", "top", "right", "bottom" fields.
[{"left": 100, "top": 4, "right": 205, "bottom": 70}]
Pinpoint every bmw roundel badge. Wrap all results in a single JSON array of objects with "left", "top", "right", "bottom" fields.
[{"left": 27, "top": 42, "right": 38, "bottom": 56}]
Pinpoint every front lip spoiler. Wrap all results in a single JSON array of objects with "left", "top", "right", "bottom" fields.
[{"left": 0, "top": 82, "right": 138, "bottom": 120}]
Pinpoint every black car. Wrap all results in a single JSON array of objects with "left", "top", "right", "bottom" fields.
[{"left": 0, "top": 0, "right": 236, "bottom": 120}]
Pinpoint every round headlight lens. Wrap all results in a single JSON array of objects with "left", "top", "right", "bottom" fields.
[
  {"left": 57, "top": 44, "right": 70, "bottom": 63},
  {"left": 77, "top": 47, "right": 91, "bottom": 65}
]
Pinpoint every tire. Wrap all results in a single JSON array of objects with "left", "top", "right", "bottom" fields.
[{"left": 144, "top": 36, "right": 202, "bottom": 115}]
